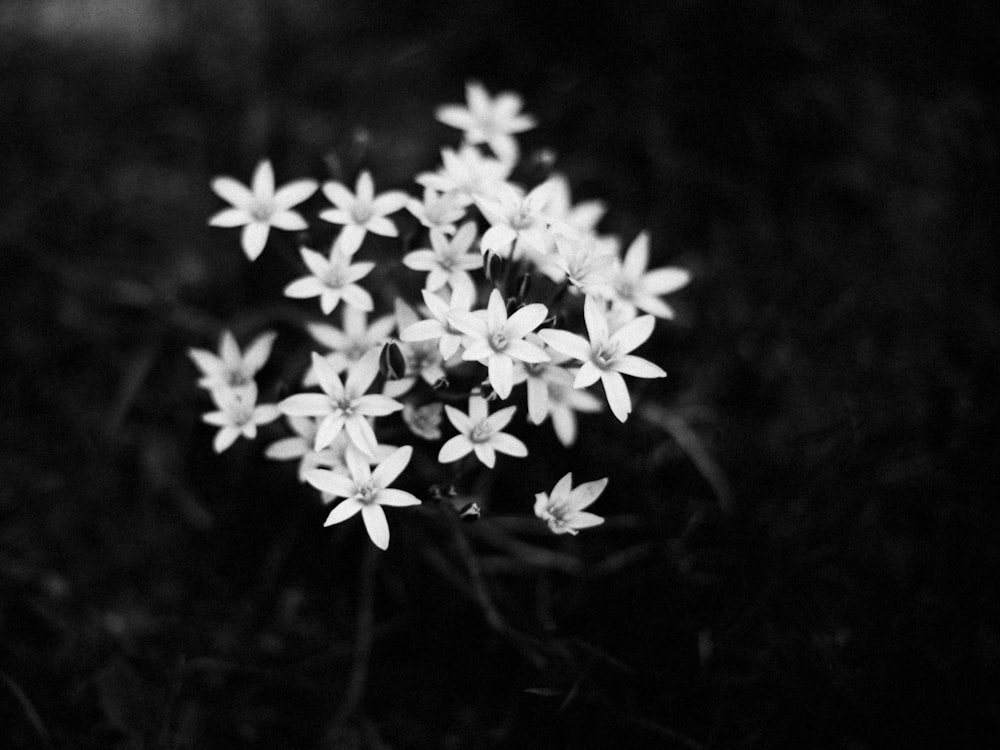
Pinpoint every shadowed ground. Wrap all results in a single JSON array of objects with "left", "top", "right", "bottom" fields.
[{"left": 2, "top": 1, "right": 999, "bottom": 747}]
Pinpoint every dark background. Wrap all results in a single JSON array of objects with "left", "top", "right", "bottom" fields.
[{"left": 2, "top": 1, "right": 999, "bottom": 747}]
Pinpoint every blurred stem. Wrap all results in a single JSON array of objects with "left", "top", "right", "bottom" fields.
[{"left": 440, "top": 503, "right": 505, "bottom": 632}]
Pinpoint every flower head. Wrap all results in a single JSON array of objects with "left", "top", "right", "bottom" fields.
[
  {"left": 319, "top": 170, "right": 408, "bottom": 253},
  {"left": 188, "top": 329, "right": 276, "bottom": 395},
  {"left": 399, "top": 285, "right": 476, "bottom": 361},
  {"left": 475, "top": 181, "right": 553, "bottom": 259},
  {"left": 449, "top": 288, "right": 549, "bottom": 399},
  {"left": 539, "top": 295, "right": 665, "bottom": 421},
  {"left": 406, "top": 186, "right": 468, "bottom": 234},
  {"left": 416, "top": 144, "right": 511, "bottom": 203},
  {"left": 609, "top": 232, "right": 690, "bottom": 319},
  {"left": 305, "top": 307, "right": 396, "bottom": 378},
  {"left": 438, "top": 394, "right": 527, "bottom": 468},
  {"left": 209, "top": 159, "right": 317, "bottom": 261},
  {"left": 403, "top": 221, "right": 481, "bottom": 299},
  {"left": 284, "top": 238, "right": 375, "bottom": 315},
  {"left": 435, "top": 81, "right": 536, "bottom": 164},
  {"left": 278, "top": 349, "right": 402, "bottom": 458},
  {"left": 306, "top": 445, "right": 421, "bottom": 550},
  {"left": 534, "top": 473, "right": 607, "bottom": 535},
  {"left": 201, "top": 382, "right": 280, "bottom": 453}
]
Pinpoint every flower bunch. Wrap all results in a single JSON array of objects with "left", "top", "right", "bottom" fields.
[{"left": 194, "top": 81, "right": 690, "bottom": 549}]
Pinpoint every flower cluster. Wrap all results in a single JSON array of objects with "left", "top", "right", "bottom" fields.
[{"left": 195, "top": 82, "right": 690, "bottom": 549}]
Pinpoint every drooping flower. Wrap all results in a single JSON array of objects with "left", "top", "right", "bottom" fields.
[
  {"left": 319, "top": 170, "right": 408, "bottom": 253},
  {"left": 539, "top": 294, "right": 665, "bottom": 422},
  {"left": 278, "top": 349, "right": 402, "bottom": 458},
  {"left": 306, "top": 445, "right": 421, "bottom": 550},
  {"left": 438, "top": 394, "right": 527, "bottom": 468},
  {"left": 405, "top": 186, "right": 469, "bottom": 234},
  {"left": 608, "top": 232, "right": 690, "bottom": 320},
  {"left": 448, "top": 288, "right": 549, "bottom": 399},
  {"left": 283, "top": 237, "right": 375, "bottom": 315},
  {"left": 201, "top": 382, "right": 280, "bottom": 454},
  {"left": 534, "top": 473, "right": 607, "bottom": 535},
  {"left": 188, "top": 329, "right": 276, "bottom": 395},
  {"left": 209, "top": 159, "right": 317, "bottom": 261},
  {"left": 399, "top": 285, "right": 476, "bottom": 361},
  {"left": 435, "top": 81, "right": 536, "bottom": 164},
  {"left": 402, "top": 221, "right": 481, "bottom": 299}
]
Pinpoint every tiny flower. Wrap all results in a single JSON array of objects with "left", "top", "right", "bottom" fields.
[
  {"left": 264, "top": 415, "right": 333, "bottom": 481},
  {"left": 609, "top": 232, "right": 691, "bottom": 319},
  {"left": 416, "top": 144, "right": 511, "bottom": 203},
  {"left": 283, "top": 238, "right": 375, "bottom": 315},
  {"left": 188, "top": 329, "right": 277, "bottom": 394},
  {"left": 201, "top": 382, "right": 280, "bottom": 453},
  {"left": 279, "top": 349, "right": 403, "bottom": 457},
  {"left": 435, "top": 81, "right": 536, "bottom": 164},
  {"left": 539, "top": 295, "right": 666, "bottom": 422},
  {"left": 209, "top": 159, "right": 317, "bottom": 261},
  {"left": 438, "top": 394, "right": 527, "bottom": 468},
  {"left": 402, "top": 401, "right": 443, "bottom": 441},
  {"left": 402, "top": 221, "right": 481, "bottom": 299},
  {"left": 475, "top": 181, "right": 554, "bottom": 259},
  {"left": 306, "top": 445, "right": 421, "bottom": 550},
  {"left": 399, "top": 285, "right": 476, "bottom": 361},
  {"left": 406, "top": 186, "right": 469, "bottom": 234},
  {"left": 449, "top": 288, "right": 549, "bottom": 400},
  {"left": 545, "top": 374, "right": 603, "bottom": 447},
  {"left": 546, "top": 234, "right": 616, "bottom": 296},
  {"left": 511, "top": 334, "right": 576, "bottom": 425},
  {"left": 534, "top": 473, "right": 607, "bottom": 535},
  {"left": 319, "top": 170, "right": 408, "bottom": 252},
  {"left": 305, "top": 307, "right": 396, "bottom": 380}
]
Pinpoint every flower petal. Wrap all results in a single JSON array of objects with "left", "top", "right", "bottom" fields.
[
  {"left": 372, "top": 445, "right": 412, "bottom": 488},
  {"left": 569, "top": 477, "right": 608, "bottom": 511},
  {"left": 438, "top": 435, "right": 472, "bottom": 463},
  {"left": 610, "top": 315, "right": 655, "bottom": 354},
  {"left": 209, "top": 207, "right": 251, "bottom": 227},
  {"left": 306, "top": 468, "right": 356, "bottom": 498},
  {"left": 251, "top": 160, "right": 275, "bottom": 198},
  {"left": 311, "top": 352, "right": 346, "bottom": 399},
  {"left": 613, "top": 354, "right": 666, "bottom": 379},
  {"left": 361, "top": 505, "right": 389, "bottom": 550},
  {"left": 473, "top": 442, "right": 496, "bottom": 468},
  {"left": 490, "top": 432, "right": 527, "bottom": 458},
  {"left": 377, "top": 488, "right": 421, "bottom": 507},
  {"left": 211, "top": 176, "right": 253, "bottom": 208},
  {"left": 273, "top": 179, "right": 318, "bottom": 209},
  {"left": 504, "top": 303, "right": 548, "bottom": 339},
  {"left": 324, "top": 497, "right": 363, "bottom": 526},
  {"left": 600, "top": 371, "right": 631, "bottom": 422},
  {"left": 538, "top": 329, "right": 591, "bottom": 362},
  {"left": 240, "top": 222, "right": 270, "bottom": 260},
  {"left": 279, "top": 393, "right": 332, "bottom": 417},
  {"left": 488, "top": 354, "right": 514, "bottom": 399}
]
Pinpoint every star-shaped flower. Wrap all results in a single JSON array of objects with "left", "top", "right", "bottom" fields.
[
  {"left": 475, "top": 181, "right": 554, "bottom": 259},
  {"left": 435, "top": 81, "right": 536, "bottom": 164},
  {"left": 306, "top": 445, "right": 421, "bottom": 550},
  {"left": 402, "top": 221, "right": 481, "bottom": 299},
  {"left": 416, "top": 144, "right": 511, "bottom": 203},
  {"left": 609, "top": 232, "right": 691, "bottom": 320},
  {"left": 541, "top": 174, "right": 606, "bottom": 235},
  {"left": 544, "top": 374, "right": 603, "bottom": 447},
  {"left": 264, "top": 415, "right": 333, "bottom": 481},
  {"left": 188, "top": 329, "right": 276, "bottom": 395},
  {"left": 278, "top": 349, "right": 403, "bottom": 458},
  {"left": 406, "top": 186, "right": 469, "bottom": 234},
  {"left": 438, "top": 395, "right": 527, "bottom": 468},
  {"left": 319, "top": 171, "right": 407, "bottom": 253},
  {"left": 399, "top": 285, "right": 476, "bottom": 361},
  {"left": 305, "top": 307, "right": 396, "bottom": 379},
  {"left": 201, "top": 382, "right": 280, "bottom": 453},
  {"left": 448, "top": 288, "right": 549, "bottom": 399},
  {"left": 539, "top": 295, "right": 665, "bottom": 422},
  {"left": 534, "top": 473, "right": 607, "bottom": 535},
  {"left": 209, "top": 159, "right": 317, "bottom": 261},
  {"left": 283, "top": 238, "right": 375, "bottom": 315}
]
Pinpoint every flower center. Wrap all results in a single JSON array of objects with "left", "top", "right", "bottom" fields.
[
  {"left": 250, "top": 200, "right": 274, "bottom": 223},
  {"left": 323, "top": 266, "right": 348, "bottom": 289},
  {"left": 525, "top": 361, "right": 547, "bottom": 376},
  {"left": 225, "top": 370, "right": 252, "bottom": 388},
  {"left": 357, "top": 481, "right": 377, "bottom": 505},
  {"left": 489, "top": 330, "right": 509, "bottom": 351},
  {"left": 335, "top": 397, "right": 355, "bottom": 415},
  {"left": 352, "top": 204, "right": 372, "bottom": 223},
  {"left": 593, "top": 342, "right": 619, "bottom": 369},
  {"left": 615, "top": 278, "right": 636, "bottom": 299},
  {"left": 470, "top": 420, "right": 494, "bottom": 443}
]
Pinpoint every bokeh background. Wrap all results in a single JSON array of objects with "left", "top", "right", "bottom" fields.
[{"left": 2, "top": 1, "right": 999, "bottom": 747}]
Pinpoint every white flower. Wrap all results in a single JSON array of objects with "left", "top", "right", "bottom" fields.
[
  {"left": 402, "top": 402, "right": 443, "bottom": 441},
  {"left": 539, "top": 295, "right": 665, "bottom": 422},
  {"left": 306, "top": 445, "right": 421, "bottom": 550},
  {"left": 264, "top": 415, "right": 332, "bottom": 481},
  {"left": 209, "top": 159, "right": 317, "bottom": 261},
  {"left": 188, "top": 329, "right": 276, "bottom": 395},
  {"left": 435, "top": 81, "right": 536, "bottom": 164},
  {"left": 416, "top": 144, "right": 511, "bottom": 203},
  {"left": 534, "top": 473, "right": 607, "bottom": 535},
  {"left": 449, "top": 288, "right": 549, "bottom": 400},
  {"left": 383, "top": 300, "right": 446, "bottom": 399},
  {"left": 403, "top": 221, "right": 481, "bottom": 299},
  {"left": 475, "top": 181, "right": 553, "bottom": 259},
  {"left": 283, "top": 238, "right": 375, "bottom": 315},
  {"left": 399, "top": 285, "right": 476, "bottom": 361},
  {"left": 544, "top": 374, "right": 603, "bottom": 447},
  {"left": 406, "top": 187, "right": 468, "bottom": 234},
  {"left": 305, "top": 307, "right": 396, "bottom": 379},
  {"left": 541, "top": 174, "right": 606, "bottom": 235},
  {"left": 438, "top": 395, "right": 527, "bottom": 468},
  {"left": 547, "top": 234, "right": 616, "bottom": 295},
  {"left": 511, "top": 334, "right": 576, "bottom": 425},
  {"left": 278, "top": 349, "right": 402, "bottom": 458},
  {"left": 609, "top": 232, "right": 691, "bottom": 320},
  {"left": 319, "top": 170, "right": 408, "bottom": 253},
  {"left": 201, "top": 382, "right": 280, "bottom": 453}
]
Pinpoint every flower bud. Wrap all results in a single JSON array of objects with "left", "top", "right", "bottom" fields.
[
  {"left": 458, "top": 502, "right": 481, "bottom": 522},
  {"left": 379, "top": 341, "right": 407, "bottom": 380},
  {"left": 483, "top": 251, "right": 504, "bottom": 283}
]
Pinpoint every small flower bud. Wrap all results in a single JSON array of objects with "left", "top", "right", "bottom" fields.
[
  {"left": 458, "top": 502, "right": 481, "bottom": 522},
  {"left": 429, "top": 483, "right": 457, "bottom": 502},
  {"left": 484, "top": 251, "right": 504, "bottom": 283},
  {"left": 516, "top": 272, "right": 533, "bottom": 301},
  {"left": 379, "top": 341, "right": 407, "bottom": 380}
]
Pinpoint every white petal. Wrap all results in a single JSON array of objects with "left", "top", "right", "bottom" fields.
[
  {"left": 251, "top": 160, "right": 275, "bottom": 198},
  {"left": 444, "top": 405, "right": 472, "bottom": 433},
  {"left": 322, "top": 181, "right": 355, "bottom": 210},
  {"left": 345, "top": 415, "right": 379, "bottom": 459},
  {"left": 642, "top": 267, "right": 690, "bottom": 295},
  {"left": 377, "top": 488, "right": 421, "bottom": 507},
  {"left": 240, "top": 222, "right": 270, "bottom": 261},
  {"left": 622, "top": 232, "right": 649, "bottom": 279},
  {"left": 273, "top": 179, "right": 318, "bottom": 209},
  {"left": 613, "top": 355, "right": 666, "bottom": 379},
  {"left": 573, "top": 361, "right": 602, "bottom": 388},
  {"left": 538, "top": 329, "right": 591, "bottom": 362},
  {"left": 569, "top": 477, "right": 608, "bottom": 511},
  {"left": 490, "top": 432, "right": 527, "bottom": 458},
  {"left": 583, "top": 294, "right": 609, "bottom": 343},
  {"left": 438, "top": 435, "right": 473, "bottom": 463},
  {"left": 306, "top": 468, "right": 356, "bottom": 498},
  {"left": 372, "top": 445, "right": 412, "bottom": 488},
  {"left": 610, "top": 315, "right": 655, "bottom": 354},
  {"left": 486, "top": 405, "right": 517, "bottom": 432},
  {"left": 269, "top": 210, "right": 308, "bottom": 231},
  {"left": 361, "top": 505, "right": 389, "bottom": 550},
  {"left": 284, "top": 277, "right": 325, "bottom": 299},
  {"left": 279, "top": 393, "right": 332, "bottom": 416},
  {"left": 311, "top": 352, "right": 346, "bottom": 399},
  {"left": 209, "top": 207, "right": 251, "bottom": 227},
  {"left": 213, "top": 427, "right": 241, "bottom": 453},
  {"left": 324, "top": 497, "right": 363, "bottom": 526},
  {"left": 211, "top": 176, "right": 253, "bottom": 208},
  {"left": 526, "top": 377, "right": 548, "bottom": 424},
  {"left": 600, "top": 371, "right": 631, "bottom": 422},
  {"left": 504, "top": 303, "right": 548, "bottom": 339},
  {"left": 473, "top": 442, "right": 496, "bottom": 468},
  {"left": 488, "top": 354, "right": 514, "bottom": 399}
]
